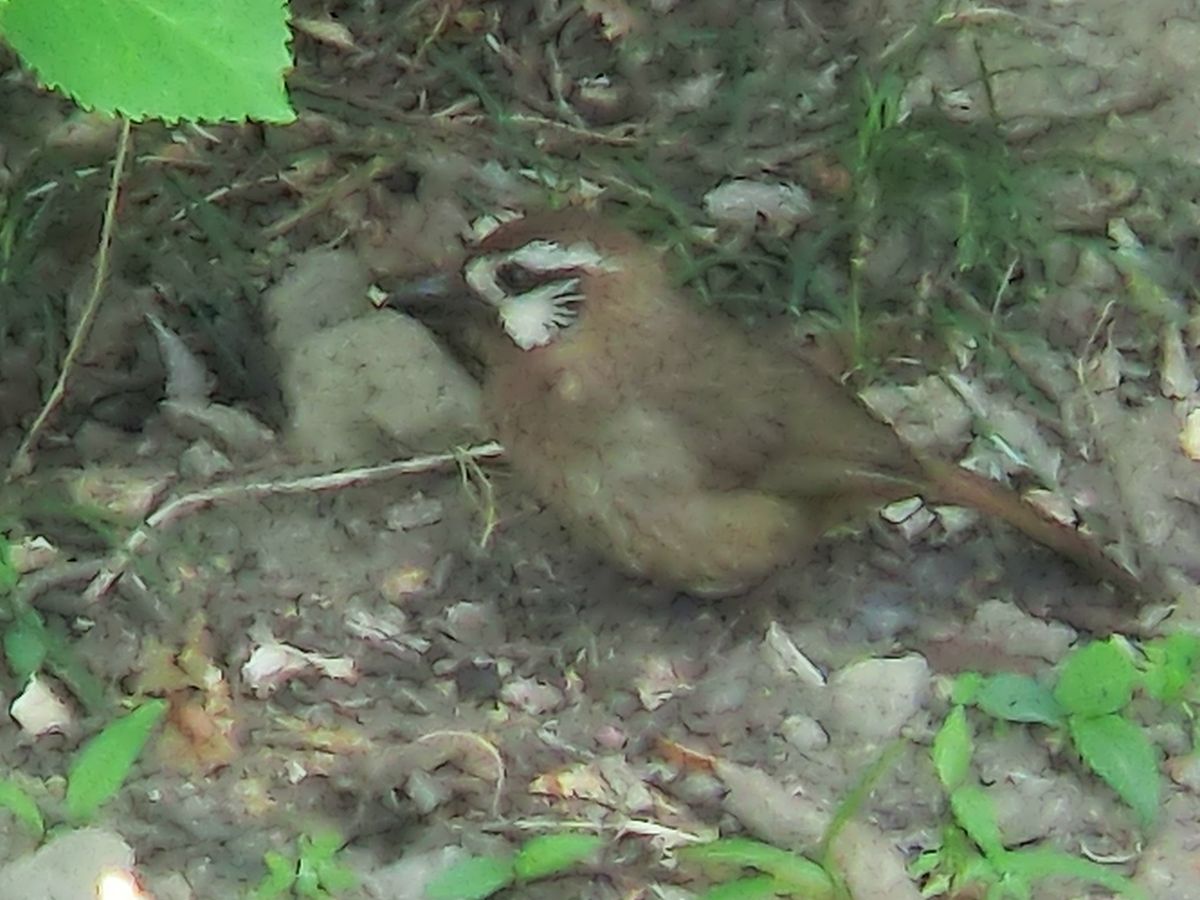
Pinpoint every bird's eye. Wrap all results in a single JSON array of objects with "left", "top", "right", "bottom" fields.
[{"left": 495, "top": 263, "right": 544, "bottom": 295}]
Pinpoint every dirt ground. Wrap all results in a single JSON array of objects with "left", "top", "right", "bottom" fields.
[{"left": 3, "top": 1, "right": 1200, "bottom": 898}]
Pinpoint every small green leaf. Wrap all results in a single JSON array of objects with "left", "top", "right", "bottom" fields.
[
  {"left": 1140, "top": 633, "right": 1200, "bottom": 704},
  {"left": 425, "top": 855, "right": 515, "bottom": 900},
  {"left": 513, "top": 833, "right": 602, "bottom": 881},
  {"left": 314, "top": 860, "right": 358, "bottom": 893},
  {"left": 295, "top": 854, "right": 322, "bottom": 896},
  {"left": 951, "top": 672, "right": 984, "bottom": 705},
  {"left": 1054, "top": 640, "right": 1135, "bottom": 717},
  {"left": 249, "top": 851, "right": 297, "bottom": 900},
  {"left": 908, "top": 849, "right": 942, "bottom": 879},
  {"left": 991, "top": 871, "right": 1033, "bottom": 900},
  {"left": 1069, "top": 713, "right": 1160, "bottom": 826},
  {"left": 0, "top": 778, "right": 45, "bottom": 837},
  {"left": 299, "top": 829, "right": 345, "bottom": 864},
  {"left": 975, "top": 674, "right": 1063, "bottom": 726},
  {"left": 933, "top": 706, "right": 973, "bottom": 790},
  {"left": 678, "top": 838, "right": 833, "bottom": 897},
  {"left": 949, "top": 786, "right": 1006, "bottom": 863},
  {"left": 0, "top": 538, "right": 19, "bottom": 593},
  {"left": 66, "top": 699, "right": 168, "bottom": 821},
  {"left": 699, "top": 874, "right": 784, "bottom": 900},
  {"left": 4, "top": 611, "right": 48, "bottom": 681},
  {"left": 1003, "top": 847, "right": 1147, "bottom": 899}
]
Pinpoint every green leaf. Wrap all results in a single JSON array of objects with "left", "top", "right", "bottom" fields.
[
  {"left": 298, "top": 830, "right": 344, "bottom": 866},
  {"left": 949, "top": 786, "right": 1006, "bottom": 863},
  {"left": 1140, "top": 633, "right": 1200, "bottom": 704},
  {"left": 65, "top": 698, "right": 168, "bottom": 821},
  {"left": 295, "top": 853, "right": 322, "bottom": 896},
  {"left": 975, "top": 674, "right": 1063, "bottom": 726},
  {"left": 0, "top": 536, "right": 19, "bottom": 593},
  {"left": 0, "top": 0, "right": 294, "bottom": 123},
  {"left": 678, "top": 838, "right": 833, "bottom": 897},
  {"left": 0, "top": 778, "right": 45, "bottom": 837},
  {"left": 699, "top": 874, "right": 785, "bottom": 900},
  {"left": 990, "top": 872, "right": 1032, "bottom": 900},
  {"left": 249, "top": 851, "right": 297, "bottom": 900},
  {"left": 933, "top": 706, "right": 973, "bottom": 790},
  {"left": 1069, "top": 713, "right": 1160, "bottom": 826},
  {"left": 43, "top": 615, "right": 109, "bottom": 714},
  {"left": 313, "top": 860, "right": 357, "bottom": 893},
  {"left": 512, "top": 833, "right": 603, "bottom": 881},
  {"left": 908, "top": 849, "right": 942, "bottom": 879},
  {"left": 4, "top": 610, "right": 48, "bottom": 681},
  {"left": 425, "top": 856, "right": 515, "bottom": 900},
  {"left": 1003, "top": 847, "right": 1147, "bottom": 899},
  {"left": 951, "top": 672, "right": 984, "bottom": 705},
  {"left": 1054, "top": 640, "right": 1135, "bottom": 717}
]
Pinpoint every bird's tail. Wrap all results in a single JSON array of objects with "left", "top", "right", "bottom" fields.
[{"left": 921, "top": 458, "right": 1143, "bottom": 600}]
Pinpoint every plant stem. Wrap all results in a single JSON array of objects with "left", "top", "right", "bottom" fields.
[{"left": 6, "top": 117, "right": 133, "bottom": 482}]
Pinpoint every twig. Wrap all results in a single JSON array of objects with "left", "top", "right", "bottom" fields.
[
  {"left": 83, "top": 441, "right": 504, "bottom": 603},
  {"left": 7, "top": 118, "right": 134, "bottom": 482}
]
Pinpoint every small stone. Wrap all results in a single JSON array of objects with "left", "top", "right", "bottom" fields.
[
  {"left": 178, "top": 440, "right": 234, "bottom": 480},
  {"left": 1181, "top": 409, "right": 1200, "bottom": 461},
  {"left": 499, "top": 676, "right": 563, "bottom": 715},
  {"left": 826, "top": 655, "right": 930, "bottom": 742},
  {"left": 1160, "top": 325, "right": 1197, "bottom": 399},
  {"left": 780, "top": 714, "right": 829, "bottom": 751},
  {"left": 703, "top": 179, "right": 814, "bottom": 232},
  {"left": 10, "top": 675, "right": 74, "bottom": 736},
  {"left": 10, "top": 536, "right": 59, "bottom": 574},
  {"left": 385, "top": 493, "right": 445, "bottom": 530}
]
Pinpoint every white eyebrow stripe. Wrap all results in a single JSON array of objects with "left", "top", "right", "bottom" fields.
[{"left": 503, "top": 240, "right": 620, "bottom": 273}]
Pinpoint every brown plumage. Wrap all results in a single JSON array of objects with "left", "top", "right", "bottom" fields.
[{"left": 425, "top": 211, "right": 1140, "bottom": 598}]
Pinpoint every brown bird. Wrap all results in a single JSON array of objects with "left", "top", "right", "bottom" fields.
[{"left": 407, "top": 210, "right": 1140, "bottom": 599}]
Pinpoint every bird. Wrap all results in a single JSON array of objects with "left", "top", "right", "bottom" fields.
[{"left": 403, "top": 209, "right": 1141, "bottom": 599}]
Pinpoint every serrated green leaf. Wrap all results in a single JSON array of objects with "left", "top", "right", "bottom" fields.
[
  {"left": 66, "top": 698, "right": 168, "bottom": 821},
  {"left": 0, "top": 778, "right": 44, "bottom": 837},
  {"left": 0, "top": 0, "right": 294, "bottom": 123},
  {"left": 1002, "top": 846, "right": 1146, "bottom": 898},
  {"left": 1054, "top": 640, "right": 1135, "bottom": 717},
  {"left": 678, "top": 837, "right": 833, "bottom": 897},
  {"left": 425, "top": 855, "right": 515, "bottom": 900},
  {"left": 949, "top": 786, "right": 1006, "bottom": 863},
  {"left": 975, "top": 674, "right": 1063, "bottom": 726},
  {"left": 512, "top": 833, "right": 602, "bottom": 881},
  {"left": 1069, "top": 713, "right": 1160, "bottom": 826},
  {"left": 699, "top": 874, "right": 784, "bottom": 900},
  {"left": 933, "top": 706, "right": 973, "bottom": 790}
]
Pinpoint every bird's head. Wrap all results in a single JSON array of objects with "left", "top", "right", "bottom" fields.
[{"left": 462, "top": 210, "right": 665, "bottom": 352}]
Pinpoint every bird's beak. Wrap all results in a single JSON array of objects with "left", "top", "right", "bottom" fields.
[
  {"left": 381, "top": 271, "right": 477, "bottom": 313},
  {"left": 378, "top": 268, "right": 508, "bottom": 375}
]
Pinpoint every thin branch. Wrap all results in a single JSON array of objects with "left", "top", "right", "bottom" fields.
[
  {"left": 7, "top": 118, "right": 134, "bottom": 482},
  {"left": 83, "top": 441, "right": 504, "bottom": 603}
]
